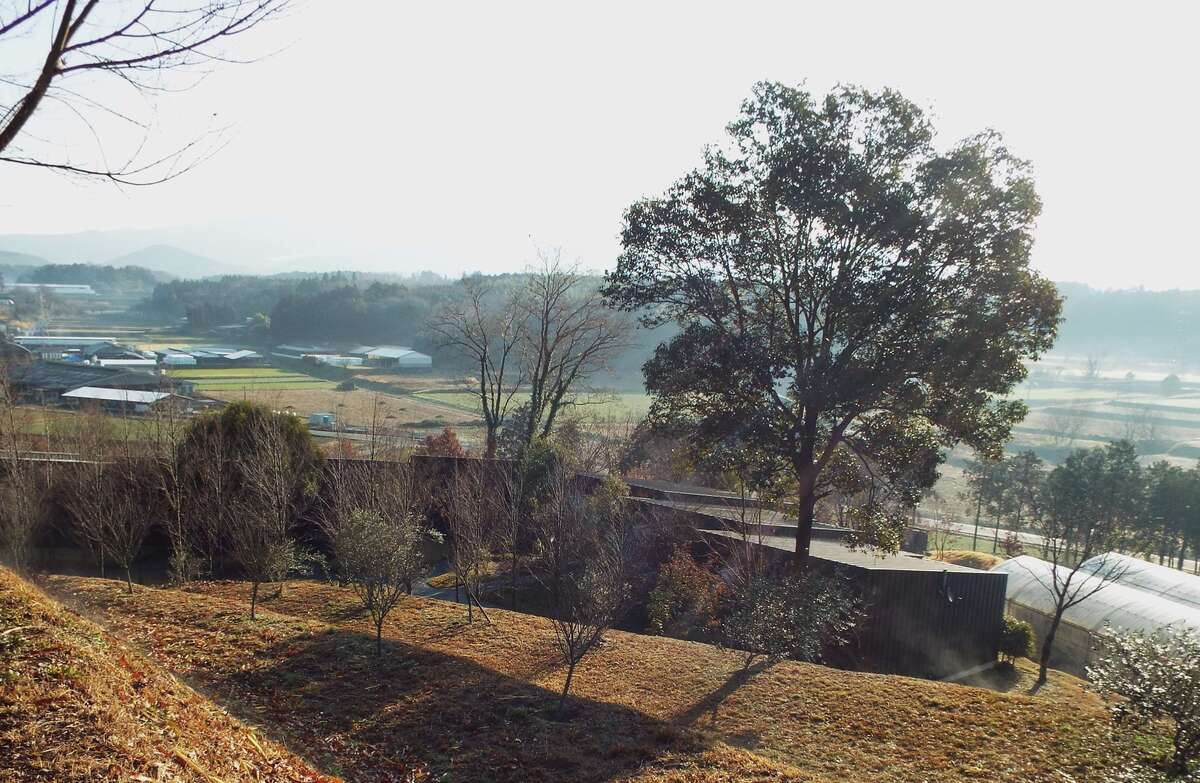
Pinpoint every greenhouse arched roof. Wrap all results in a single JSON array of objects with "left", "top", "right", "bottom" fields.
[
  {"left": 1077, "top": 553, "right": 1200, "bottom": 610},
  {"left": 994, "top": 555, "right": 1200, "bottom": 637}
]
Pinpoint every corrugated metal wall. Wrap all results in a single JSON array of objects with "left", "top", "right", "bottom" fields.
[{"left": 853, "top": 568, "right": 1009, "bottom": 678}]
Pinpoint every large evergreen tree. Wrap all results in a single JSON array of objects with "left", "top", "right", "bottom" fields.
[{"left": 604, "top": 82, "right": 1061, "bottom": 568}]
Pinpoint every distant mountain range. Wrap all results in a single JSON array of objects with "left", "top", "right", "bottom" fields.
[{"left": 0, "top": 220, "right": 441, "bottom": 279}]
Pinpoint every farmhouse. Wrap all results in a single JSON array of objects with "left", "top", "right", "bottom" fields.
[
  {"left": 154, "top": 345, "right": 264, "bottom": 368},
  {"left": 995, "top": 554, "right": 1200, "bottom": 676},
  {"left": 348, "top": 345, "right": 432, "bottom": 368},
  {"left": 13, "top": 335, "right": 119, "bottom": 360},
  {"left": 7, "top": 361, "right": 194, "bottom": 400},
  {"left": 61, "top": 386, "right": 192, "bottom": 415}
]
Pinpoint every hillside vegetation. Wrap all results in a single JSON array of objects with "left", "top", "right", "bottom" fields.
[
  {"left": 0, "top": 569, "right": 334, "bottom": 782},
  {"left": 35, "top": 574, "right": 1154, "bottom": 783}
]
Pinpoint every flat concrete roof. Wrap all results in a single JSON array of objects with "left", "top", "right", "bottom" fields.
[{"left": 702, "top": 529, "right": 984, "bottom": 573}]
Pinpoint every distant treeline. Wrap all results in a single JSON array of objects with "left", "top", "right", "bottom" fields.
[
  {"left": 137, "top": 270, "right": 667, "bottom": 386},
  {"left": 138, "top": 274, "right": 1200, "bottom": 380},
  {"left": 3, "top": 263, "right": 165, "bottom": 293},
  {"left": 1055, "top": 282, "right": 1200, "bottom": 361}
]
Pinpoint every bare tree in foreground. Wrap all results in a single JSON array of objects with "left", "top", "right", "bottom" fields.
[
  {"left": 533, "top": 469, "right": 629, "bottom": 714},
  {"left": 519, "top": 250, "right": 632, "bottom": 448},
  {"left": 64, "top": 455, "right": 152, "bottom": 593},
  {"left": 183, "top": 416, "right": 231, "bottom": 577},
  {"left": 1026, "top": 441, "right": 1141, "bottom": 687},
  {"left": 427, "top": 277, "right": 525, "bottom": 458},
  {"left": 0, "top": 360, "right": 41, "bottom": 570},
  {"left": 229, "top": 413, "right": 313, "bottom": 618},
  {"left": 0, "top": 0, "right": 290, "bottom": 184},
  {"left": 444, "top": 463, "right": 492, "bottom": 624},
  {"left": 333, "top": 508, "right": 425, "bottom": 655}
]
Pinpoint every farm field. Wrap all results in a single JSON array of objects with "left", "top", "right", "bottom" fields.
[
  {"left": 34, "top": 572, "right": 1155, "bottom": 783},
  {"left": 167, "top": 367, "right": 335, "bottom": 392},
  {"left": 414, "top": 390, "right": 653, "bottom": 422},
  {"left": 201, "top": 386, "right": 482, "bottom": 430}
]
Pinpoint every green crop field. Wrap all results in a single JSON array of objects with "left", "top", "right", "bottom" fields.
[
  {"left": 414, "top": 390, "right": 653, "bottom": 421},
  {"left": 167, "top": 367, "right": 334, "bottom": 392}
]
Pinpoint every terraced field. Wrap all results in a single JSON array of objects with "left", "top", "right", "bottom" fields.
[
  {"left": 167, "top": 367, "right": 334, "bottom": 392},
  {"left": 414, "top": 390, "right": 653, "bottom": 421}
]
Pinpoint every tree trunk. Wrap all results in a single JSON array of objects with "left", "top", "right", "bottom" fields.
[
  {"left": 510, "top": 549, "right": 518, "bottom": 610},
  {"left": 791, "top": 488, "right": 817, "bottom": 572},
  {"left": 1037, "top": 604, "right": 1066, "bottom": 686},
  {"left": 972, "top": 494, "right": 982, "bottom": 550},
  {"left": 124, "top": 566, "right": 133, "bottom": 594},
  {"left": 250, "top": 581, "right": 259, "bottom": 620},
  {"left": 376, "top": 619, "right": 383, "bottom": 656},
  {"left": 558, "top": 659, "right": 577, "bottom": 715},
  {"left": 485, "top": 429, "right": 497, "bottom": 459}
]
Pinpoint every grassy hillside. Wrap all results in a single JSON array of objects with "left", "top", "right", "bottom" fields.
[
  {"left": 0, "top": 569, "right": 334, "bottom": 782},
  {"left": 36, "top": 575, "right": 1158, "bottom": 782}
]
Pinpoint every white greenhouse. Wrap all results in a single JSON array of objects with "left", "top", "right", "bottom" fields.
[{"left": 994, "top": 554, "right": 1200, "bottom": 676}]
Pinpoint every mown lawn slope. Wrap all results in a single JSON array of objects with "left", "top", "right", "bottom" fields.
[
  {"left": 0, "top": 569, "right": 336, "bottom": 782},
  {"left": 38, "top": 575, "right": 1151, "bottom": 782}
]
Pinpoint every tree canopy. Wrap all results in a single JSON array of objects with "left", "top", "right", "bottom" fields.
[{"left": 604, "top": 82, "right": 1061, "bottom": 567}]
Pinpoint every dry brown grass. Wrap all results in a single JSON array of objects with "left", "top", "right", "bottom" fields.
[
  {"left": 931, "top": 550, "right": 1005, "bottom": 570},
  {"left": 35, "top": 575, "right": 1153, "bottom": 783},
  {"left": 204, "top": 387, "right": 482, "bottom": 430},
  {"left": 0, "top": 568, "right": 336, "bottom": 782}
]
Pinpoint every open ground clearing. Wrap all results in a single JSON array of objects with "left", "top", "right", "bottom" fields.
[
  {"left": 414, "top": 390, "right": 653, "bottom": 423},
  {"left": 0, "top": 569, "right": 333, "bottom": 782},
  {"left": 31, "top": 574, "right": 1155, "bottom": 783},
  {"left": 168, "top": 367, "right": 335, "bottom": 392},
  {"left": 199, "top": 386, "right": 482, "bottom": 431}
]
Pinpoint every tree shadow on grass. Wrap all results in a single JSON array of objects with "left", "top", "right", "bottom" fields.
[
  {"left": 195, "top": 624, "right": 714, "bottom": 783},
  {"left": 672, "top": 658, "right": 772, "bottom": 747}
]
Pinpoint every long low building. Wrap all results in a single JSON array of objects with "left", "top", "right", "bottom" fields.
[
  {"left": 61, "top": 386, "right": 191, "bottom": 414},
  {"left": 994, "top": 554, "right": 1200, "bottom": 677}
]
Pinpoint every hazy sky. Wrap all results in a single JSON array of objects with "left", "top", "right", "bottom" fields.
[{"left": 2, "top": 1, "right": 1197, "bottom": 288}]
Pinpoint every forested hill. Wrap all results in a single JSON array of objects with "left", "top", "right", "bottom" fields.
[
  {"left": 20, "top": 263, "right": 166, "bottom": 292},
  {"left": 138, "top": 275, "right": 1200, "bottom": 376},
  {"left": 1055, "top": 282, "right": 1200, "bottom": 359}
]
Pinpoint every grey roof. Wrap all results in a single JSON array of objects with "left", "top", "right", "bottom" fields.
[
  {"left": 996, "top": 555, "right": 1200, "bottom": 636},
  {"left": 1078, "top": 553, "right": 1200, "bottom": 610},
  {"left": 9, "top": 362, "right": 179, "bottom": 393},
  {"left": 62, "top": 387, "right": 174, "bottom": 404},
  {"left": 366, "top": 346, "right": 423, "bottom": 359},
  {"left": 702, "top": 529, "right": 981, "bottom": 573}
]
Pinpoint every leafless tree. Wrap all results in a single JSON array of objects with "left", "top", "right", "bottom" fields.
[
  {"left": 229, "top": 412, "right": 308, "bottom": 618},
  {"left": 0, "top": 358, "right": 41, "bottom": 570},
  {"left": 0, "top": 0, "right": 290, "bottom": 184},
  {"left": 532, "top": 467, "right": 629, "bottom": 714},
  {"left": 1045, "top": 402, "right": 1087, "bottom": 447},
  {"left": 427, "top": 276, "right": 525, "bottom": 458},
  {"left": 183, "top": 415, "right": 230, "bottom": 576},
  {"left": 146, "top": 403, "right": 196, "bottom": 583},
  {"left": 57, "top": 408, "right": 119, "bottom": 576},
  {"left": 1119, "top": 406, "right": 1162, "bottom": 447},
  {"left": 519, "top": 249, "right": 632, "bottom": 447},
  {"left": 492, "top": 457, "right": 525, "bottom": 610},
  {"left": 924, "top": 496, "right": 956, "bottom": 558},
  {"left": 1025, "top": 441, "right": 1142, "bottom": 687},
  {"left": 63, "top": 445, "right": 153, "bottom": 594},
  {"left": 319, "top": 459, "right": 426, "bottom": 580},
  {"left": 333, "top": 507, "right": 425, "bottom": 655},
  {"left": 444, "top": 461, "right": 492, "bottom": 623}
]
